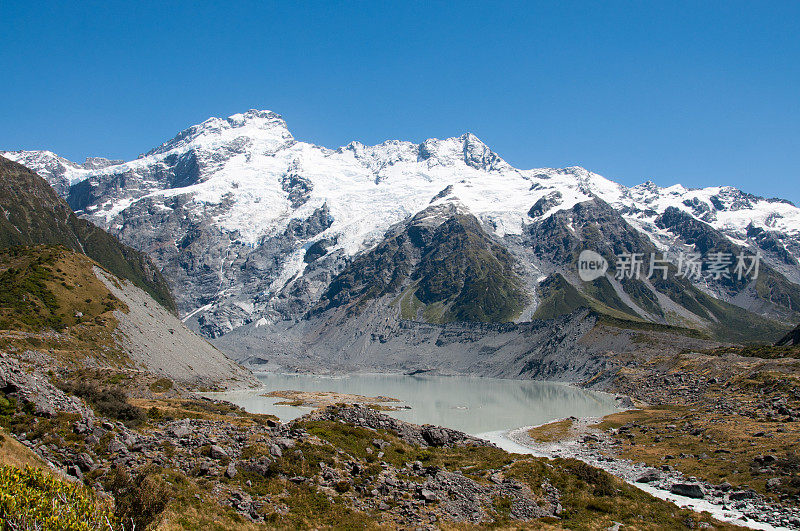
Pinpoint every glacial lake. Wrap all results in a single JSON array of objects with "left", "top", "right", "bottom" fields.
[{"left": 210, "top": 373, "right": 622, "bottom": 436}]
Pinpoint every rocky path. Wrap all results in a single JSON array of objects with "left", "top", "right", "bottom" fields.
[{"left": 500, "top": 417, "right": 800, "bottom": 531}]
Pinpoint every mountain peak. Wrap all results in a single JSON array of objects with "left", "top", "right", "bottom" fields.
[
  {"left": 223, "top": 109, "right": 285, "bottom": 127},
  {"left": 417, "top": 132, "right": 509, "bottom": 171},
  {"left": 461, "top": 133, "right": 509, "bottom": 172},
  {"left": 339, "top": 133, "right": 511, "bottom": 174},
  {"left": 146, "top": 109, "right": 293, "bottom": 157},
  {"left": 459, "top": 131, "right": 482, "bottom": 144}
]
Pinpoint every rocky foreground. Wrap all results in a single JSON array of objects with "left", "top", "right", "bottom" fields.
[
  {"left": 513, "top": 416, "right": 800, "bottom": 530},
  {"left": 518, "top": 345, "right": 800, "bottom": 530},
  {"left": 0, "top": 243, "right": 788, "bottom": 529},
  {"left": 0, "top": 345, "right": 744, "bottom": 530}
]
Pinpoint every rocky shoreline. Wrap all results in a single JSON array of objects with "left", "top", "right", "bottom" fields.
[{"left": 504, "top": 417, "right": 800, "bottom": 530}]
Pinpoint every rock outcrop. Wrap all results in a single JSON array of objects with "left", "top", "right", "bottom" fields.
[{"left": 777, "top": 323, "right": 800, "bottom": 346}]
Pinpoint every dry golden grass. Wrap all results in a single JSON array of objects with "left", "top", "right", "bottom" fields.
[
  {"left": 527, "top": 418, "right": 574, "bottom": 443},
  {"left": 600, "top": 349, "right": 800, "bottom": 504},
  {"left": 593, "top": 405, "right": 686, "bottom": 431},
  {"left": 154, "top": 502, "right": 265, "bottom": 531},
  {"left": 130, "top": 397, "right": 278, "bottom": 427},
  {"left": 594, "top": 405, "right": 800, "bottom": 499},
  {"left": 0, "top": 427, "right": 47, "bottom": 470},
  {"left": 529, "top": 403, "right": 788, "bottom": 498}
]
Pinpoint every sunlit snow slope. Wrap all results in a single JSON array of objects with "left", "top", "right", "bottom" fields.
[{"left": 4, "top": 109, "right": 799, "bottom": 338}]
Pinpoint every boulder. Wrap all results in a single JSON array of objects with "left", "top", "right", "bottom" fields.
[
  {"left": 635, "top": 470, "right": 661, "bottom": 484},
  {"left": 269, "top": 444, "right": 282, "bottom": 458},
  {"left": 418, "top": 488, "right": 438, "bottom": 502},
  {"left": 421, "top": 426, "right": 450, "bottom": 447},
  {"left": 210, "top": 444, "right": 228, "bottom": 460},
  {"left": 670, "top": 483, "right": 705, "bottom": 498},
  {"left": 196, "top": 461, "right": 211, "bottom": 476},
  {"left": 169, "top": 421, "right": 191, "bottom": 438},
  {"left": 107, "top": 438, "right": 128, "bottom": 455},
  {"left": 729, "top": 489, "right": 758, "bottom": 501},
  {"left": 66, "top": 464, "right": 83, "bottom": 480},
  {"left": 242, "top": 457, "right": 272, "bottom": 476},
  {"left": 74, "top": 452, "right": 95, "bottom": 472}
]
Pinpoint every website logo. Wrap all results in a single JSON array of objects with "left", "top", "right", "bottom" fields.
[
  {"left": 575, "top": 249, "right": 761, "bottom": 282},
  {"left": 577, "top": 250, "right": 608, "bottom": 281}
]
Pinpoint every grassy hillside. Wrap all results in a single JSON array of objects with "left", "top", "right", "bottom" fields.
[
  {"left": 0, "top": 156, "right": 175, "bottom": 313},
  {"left": 0, "top": 245, "right": 131, "bottom": 367},
  {"left": 533, "top": 273, "right": 647, "bottom": 322}
]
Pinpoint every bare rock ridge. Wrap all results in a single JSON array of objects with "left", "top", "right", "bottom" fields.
[{"left": 311, "top": 403, "right": 493, "bottom": 448}]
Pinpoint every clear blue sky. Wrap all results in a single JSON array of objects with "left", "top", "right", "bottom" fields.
[{"left": 2, "top": 1, "right": 799, "bottom": 202}]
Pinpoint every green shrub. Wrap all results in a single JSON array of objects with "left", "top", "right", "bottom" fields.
[
  {"left": 568, "top": 460, "right": 616, "bottom": 496},
  {"left": 105, "top": 466, "right": 171, "bottom": 529},
  {"left": 0, "top": 254, "right": 64, "bottom": 330},
  {"left": 148, "top": 378, "right": 173, "bottom": 393},
  {"left": 106, "top": 374, "right": 125, "bottom": 385},
  {"left": 61, "top": 382, "right": 145, "bottom": 426},
  {"left": 0, "top": 394, "right": 16, "bottom": 417},
  {"left": 0, "top": 464, "right": 116, "bottom": 529}
]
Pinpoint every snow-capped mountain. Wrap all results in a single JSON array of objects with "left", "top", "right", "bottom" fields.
[
  {"left": 1, "top": 150, "right": 123, "bottom": 197},
  {"left": 4, "top": 109, "right": 800, "bottom": 344}
]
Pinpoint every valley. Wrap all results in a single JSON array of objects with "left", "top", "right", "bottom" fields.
[
  {"left": 4, "top": 1, "right": 800, "bottom": 528},
  {"left": 1, "top": 111, "right": 799, "bottom": 529}
]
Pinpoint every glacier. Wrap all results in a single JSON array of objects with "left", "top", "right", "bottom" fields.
[{"left": 3, "top": 109, "right": 799, "bottom": 337}]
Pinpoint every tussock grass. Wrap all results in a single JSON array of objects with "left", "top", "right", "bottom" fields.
[
  {"left": 0, "top": 428, "right": 46, "bottom": 470},
  {"left": 527, "top": 418, "right": 574, "bottom": 443}
]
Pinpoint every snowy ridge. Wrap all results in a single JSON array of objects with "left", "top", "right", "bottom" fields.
[
  {"left": 3, "top": 109, "right": 800, "bottom": 335},
  {"left": 144, "top": 109, "right": 294, "bottom": 157},
  {"left": 622, "top": 182, "right": 800, "bottom": 240},
  {"left": 0, "top": 150, "right": 110, "bottom": 196}
]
